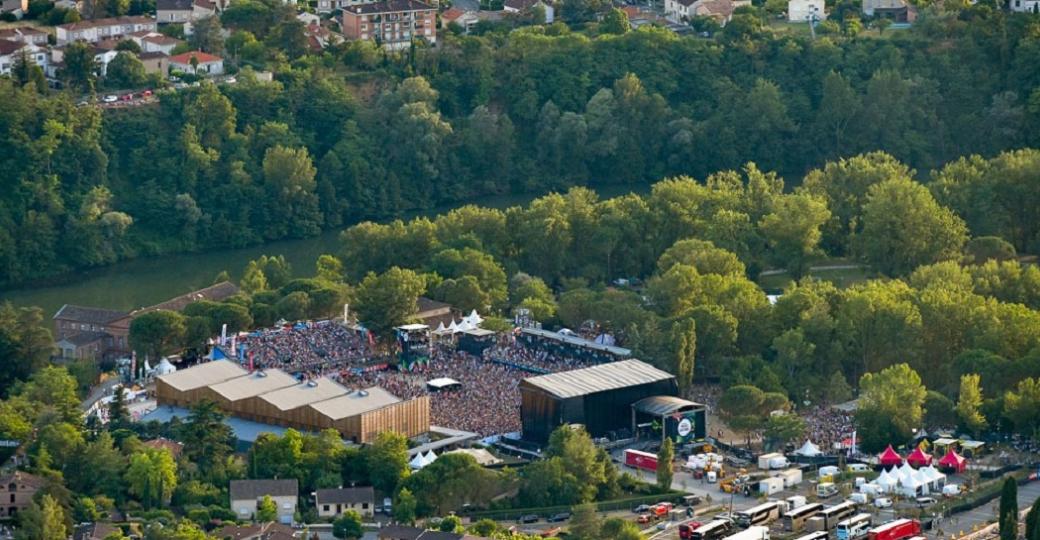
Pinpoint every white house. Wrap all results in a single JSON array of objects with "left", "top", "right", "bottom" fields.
[
  {"left": 229, "top": 479, "right": 298, "bottom": 525},
  {"left": 0, "top": 39, "right": 47, "bottom": 76},
  {"left": 56, "top": 16, "right": 157, "bottom": 44},
  {"left": 156, "top": 0, "right": 194, "bottom": 23},
  {"left": 1009, "top": 0, "right": 1039, "bottom": 11},
  {"left": 788, "top": 0, "right": 825, "bottom": 21},
  {"left": 314, "top": 487, "right": 375, "bottom": 519},
  {"left": 168, "top": 49, "right": 223, "bottom": 76},
  {"left": 0, "top": 26, "right": 49, "bottom": 46},
  {"left": 503, "top": 0, "right": 554, "bottom": 22},
  {"left": 666, "top": 0, "right": 748, "bottom": 22},
  {"left": 129, "top": 30, "right": 184, "bottom": 54}
]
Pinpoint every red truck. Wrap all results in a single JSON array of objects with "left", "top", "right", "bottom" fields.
[
  {"left": 867, "top": 519, "right": 921, "bottom": 540},
  {"left": 624, "top": 449, "right": 659, "bottom": 472}
]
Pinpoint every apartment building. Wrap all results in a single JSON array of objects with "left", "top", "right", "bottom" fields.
[
  {"left": 56, "top": 16, "right": 156, "bottom": 44},
  {"left": 341, "top": 0, "right": 435, "bottom": 50}
]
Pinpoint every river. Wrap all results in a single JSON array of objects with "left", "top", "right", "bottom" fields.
[{"left": 0, "top": 185, "right": 648, "bottom": 316}]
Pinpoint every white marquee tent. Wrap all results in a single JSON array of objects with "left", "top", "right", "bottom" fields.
[{"left": 794, "top": 440, "right": 823, "bottom": 457}]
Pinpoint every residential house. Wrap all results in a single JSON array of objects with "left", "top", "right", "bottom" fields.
[
  {"left": 1010, "top": 0, "right": 1039, "bottom": 11},
  {"left": 440, "top": 7, "right": 476, "bottom": 32},
  {"left": 0, "top": 26, "right": 49, "bottom": 46},
  {"left": 73, "top": 523, "right": 121, "bottom": 540},
  {"left": 296, "top": 11, "right": 319, "bottom": 25},
  {"left": 302, "top": 22, "right": 343, "bottom": 51},
  {"left": 56, "top": 16, "right": 157, "bottom": 44},
  {"left": 861, "top": 0, "right": 915, "bottom": 21},
  {"left": 129, "top": 30, "right": 183, "bottom": 54},
  {"left": 229, "top": 479, "right": 298, "bottom": 525},
  {"left": 787, "top": 0, "right": 824, "bottom": 21},
  {"left": 314, "top": 486, "right": 375, "bottom": 519},
  {"left": 0, "top": 39, "right": 47, "bottom": 76},
  {"left": 156, "top": 0, "right": 194, "bottom": 23},
  {"left": 51, "top": 281, "right": 239, "bottom": 362},
  {"left": 213, "top": 522, "right": 297, "bottom": 540},
  {"left": 142, "top": 437, "right": 183, "bottom": 458},
  {"left": 138, "top": 50, "right": 169, "bottom": 74},
  {"left": 340, "top": 0, "right": 436, "bottom": 51},
  {"left": 0, "top": 0, "right": 28, "bottom": 18},
  {"left": 666, "top": 0, "right": 749, "bottom": 23},
  {"left": 0, "top": 471, "right": 45, "bottom": 519},
  {"left": 502, "top": 0, "right": 553, "bottom": 22},
  {"left": 168, "top": 49, "right": 223, "bottom": 75},
  {"left": 377, "top": 527, "right": 488, "bottom": 540}
]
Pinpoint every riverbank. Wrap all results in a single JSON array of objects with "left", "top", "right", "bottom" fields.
[{"left": 0, "top": 184, "right": 650, "bottom": 316}]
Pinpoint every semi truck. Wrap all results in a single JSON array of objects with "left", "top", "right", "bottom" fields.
[
  {"left": 867, "top": 519, "right": 921, "bottom": 540},
  {"left": 624, "top": 449, "right": 659, "bottom": 472}
]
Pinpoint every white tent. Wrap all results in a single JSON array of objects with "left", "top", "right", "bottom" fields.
[
  {"left": 876, "top": 470, "right": 898, "bottom": 492},
  {"left": 447, "top": 320, "right": 460, "bottom": 333},
  {"left": 464, "top": 310, "right": 484, "bottom": 325},
  {"left": 921, "top": 465, "right": 946, "bottom": 488},
  {"left": 899, "top": 462, "right": 916, "bottom": 480},
  {"left": 422, "top": 451, "right": 438, "bottom": 466},
  {"left": 409, "top": 453, "right": 426, "bottom": 470},
  {"left": 794, "top": 440, "right": 823, "bottom": 457},
  {"left": 155, "top": 358, "right": 177, "bottom": 376}
]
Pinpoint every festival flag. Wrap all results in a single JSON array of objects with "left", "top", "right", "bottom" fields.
[{"left": 221, "top": 323, "right": 228, "bottom": 346}]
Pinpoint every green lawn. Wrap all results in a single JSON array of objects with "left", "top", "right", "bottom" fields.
[{"left": 758, "top": 263, "right": 876, "bottom": 292}]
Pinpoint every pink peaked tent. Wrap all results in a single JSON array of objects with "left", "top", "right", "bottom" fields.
[
  {"left": 879, "top": 444, "right": 903, "bottom": 468},
  {"left": 906, "top": 447, "right": 932, "bottom": 468},
  {"left": 938, "top": 449, "right": 967, "bottom": 473}
]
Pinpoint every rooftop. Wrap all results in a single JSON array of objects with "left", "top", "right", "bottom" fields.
[
  {"left": 520, "top": 359, "right": 674, "bottom": 399},
  {"left": 157, "top": 360, "right": 248, "bottom": 392},
  {"left": 520, "top": 327, "right": 631, "bottom": 357},
  {"left": 315, "top": 486, "right": 375, "bottom": 505},
  {"left": 344, "top": 0, "right": 435, "bottom": 14},
  {"left": 59, "top": 331, "right": 108, "bottom": 347},
  {"left": 58, "top": 16, "right": 154, "bottom": 31},
  {"left": 156, "top": 0, "right": 193, "bottom": 9},
  {"left": 632, "top": 395, "right": 705, "bottom": 416},
  {"left": 208, "top": 369, "right": 299, "bottom": 402},
  {"left": 260, "top": 377, "right": 349, "bottom": 411},
  {"left": 139, "top": 405, "right": 299, "bottom": 443},
  {"left": 307, "top": 386, "right": 401, "bottom": 420},
  {"left": 53, "top": 304, "right": 129, "bottom": 324},
  {"left": 138, "top": 280, "right": 237, "bottom": 313},
  {"left": 229, "top": 479, "right": 298, "bottom": 501}
]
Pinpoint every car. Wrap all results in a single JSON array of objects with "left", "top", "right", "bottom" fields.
[
  {"left": 121, "top": 93, "right": 132, "bottom": 101},
  {"left": 547, "top": 512, "right": 571, "bottom": 522},
  {"left": 633, "top": 504, "right": 652, "bottom": 513},
  {"left": 874, "top": 497, "right": 893, "bottom": 508},
  {"left": 518, "top": 515, "right": 539, "bottom": 524},
  {"left": 225, "top": 76, "right": 236, "bottom": 84},
  {"left": 656, "top": 522, "right": 672, "bottom": 531},
  {"left": 637, "top": 514, "right": 653, "bottom": 524},
  {"left": 915, "top": 497, "right": 938, "bottom": 506},
  {"left": 76, "top": 100, "right": 89, "bottom": 107},
  {"left": 142, "top": 89, "right": 153, "bottom": 97},
  {"left": 656, "top": 502, "right": 675, "bottom": 511},
  {"left": 103, "top": 95, "right": 118, "bottom": 103}
]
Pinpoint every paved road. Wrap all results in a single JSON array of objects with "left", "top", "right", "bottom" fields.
[
  {"left": 759, "top": 264, "right": 864, "bottom": 277},
  {"left": 928, "top": 480, "right": 1040, "bottom": 538}
]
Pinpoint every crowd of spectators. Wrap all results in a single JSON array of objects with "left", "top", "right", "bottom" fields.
[
  {"left": 238, "top": 322, "right": 374, "bottom": 374},
  {"left": 803, "top": 406, "right": 855, "bottom": 451}
]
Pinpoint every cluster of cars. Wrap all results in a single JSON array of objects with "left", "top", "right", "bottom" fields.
[
  {"left": 99, "top": 89, "right": 153, "bottom": 104},
  {"left": 518, "top": 511, "right": 572, "bottom": 525}
]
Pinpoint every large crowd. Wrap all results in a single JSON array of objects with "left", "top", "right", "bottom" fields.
[
  {"left": 236, "top": 323, "right": 601, "bottom": 437},
  {"left": 803, "top": 406, "right": 855, "bottom": 451}
]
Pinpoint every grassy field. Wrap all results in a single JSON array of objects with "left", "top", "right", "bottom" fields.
[{"left": 757, "top": 262, "right": 876, "bottom": 292}]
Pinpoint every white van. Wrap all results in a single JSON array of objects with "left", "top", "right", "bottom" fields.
[
  {"left": 847, "top": 464, "right": 869, "bottom": 473},
  {"left": 849, "top": 493, "right": 870, "bottom": 504}
]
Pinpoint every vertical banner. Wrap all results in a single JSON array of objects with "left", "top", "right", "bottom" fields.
[{"left": 221, "top": 323, "right": 228, "bottom": 346}]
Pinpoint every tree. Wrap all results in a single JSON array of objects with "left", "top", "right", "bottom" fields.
[
  {"left": 15, "top": 494, "right": 66, "bottom": 540},
  {"left": 760, "top": 194, "right": 831, "bottom": 278},
  {"left": 956, "top": 373, "right": 988, "bottom": 435},
  {"left": 256, "top": 494, "right": 277, "bottom": 522},
  {"left": 105, "top": 51, "right": 147, "bottom": 89},
  {"left": 823, "top": 371, "right": 853, "bottom": 404},
  {"left": 669, "top": 318, "right": 696, "bottom": 394},
  {"left": 332, "top": 509, "right": 364, "bottom": 539},
  {"left": 354, "top": 267, "right": 426, "bottom": 339},
  {"left": 856, "top": 364, "right": 927, "bottom": 451},
  {"left": 1004, "top": 378, "right": 1040, "bottom": 437},
  {"left": 20, "top": 366, "right": 81, "bottom": 423},
  {"left": 657, "top": 438, "right": 674, "bottom": 491},
  {"left": 107, "top": 387, "right": 129, "bottom": 430},
  {"left": 570, "top": 502, "right": 602, "bottom": 540},
  {"left": 263, "top": 146, "right": 322, "bottom": 239},
  {"left": 600, "top": 8, "right": 630, "bottom": 34},
  {"left": 439, "top": 515, "right": 463, "bottom": 533},
  {"left": 365, "top": 431, "right": 409, "bottom": 494},
  {"left": 393, "top": 487, "right": 417, "bottom": 525},
  {"left": 316, "top": 254, "right": 344, "bottom": 282},
  {"left": 855, "top": 178, "right": 968, "bottom": 276},
  {"left": 0, "top": 303, "right": 54, "bottom": 397},
  {"left": 11, "top": 49, "right": 46, "bottom": 92},
  {"left": 1025, "top": 496, "right": 1040, "bottom": 540},
  {"left": 764, "top": 414, "right": 806, "bottom": 448},
  {"left": 60, "top": 41, "right": 98, "bottom": 92},
  {"left": 189, "top": 15, "right": 224, "bottom": 53},
  {"left": 177, "top": 400, "right": 234, "bottom": 481},
  {"left": 923, "top": 390, "right": 957, "bottom": 428},
  {"left": 999, "top": 476, "right": 1018, "bottom": 540},
  {"left": 126, "top": 448, "right": 177, "bottom": 508},
  {"left": 241, "top": 260, "right": 269, "bottom": 294},
  {"left": 129, "top": 310, "right": 187, "bottom": 360}
]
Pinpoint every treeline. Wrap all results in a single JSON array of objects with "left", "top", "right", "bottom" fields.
[
  {"left": 3, "top": 5, "right": 1040, "bottom": 286},
  {"left": 323, "top": 149, "right": 1040, "bottom": 441}
]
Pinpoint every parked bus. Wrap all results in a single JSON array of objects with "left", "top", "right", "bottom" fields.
[
  {"left": 783, "top": 503, "right": 824, "bottom": 532},
  {"left": 691, "top": 519, "right": 735, "bottom": 540},
  {"left": 818, "top": 502, "right": 858, "bottom": 530},
  {"left": 793, "top": 532, "right": 829, "bottom": 540},
  {"left": 722, "top": 526, "right": 770, "bottom": 540},
  {"left": 735, "top": 502, "right": 785, "bottom": 528},
  {"left": 836, "top": 514, "right": 874, "bottom": 540}
]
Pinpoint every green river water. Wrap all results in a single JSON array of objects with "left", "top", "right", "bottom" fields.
[{"left": 1, "top": 186, "right": 648, "bottom": 316}]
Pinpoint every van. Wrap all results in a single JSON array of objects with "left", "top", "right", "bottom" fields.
[
  {"left": 786, "top": 495, "right": 807, "bottom": 510},
  {"left": 707, "top": 471, "right": 718, "bottom": 483},
  {"left": 847, "top": 464, "right": 869, "bottom": 473},
  {"left": 849, "top": 493, "right": 870, "bottom": 504},
  {"left": 817, "top": 482, "right": 838, "bottom": 498}
]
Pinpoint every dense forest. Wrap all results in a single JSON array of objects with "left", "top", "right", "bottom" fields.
[{"left": 2, "top": 5, "right": 1040, "bottom": 287}]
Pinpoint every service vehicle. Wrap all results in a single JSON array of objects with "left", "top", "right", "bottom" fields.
[
  {"left": 734, "top": 501, "right": 785, "bottom": 528},
  {"left": 625, "top": 449, "right": 659, "bottom": 472},
  {"left": 689, "top": 519, "right": 735, "bottom": 540},
  {"left": 836, "top": 513, "right": 873, "bottom": 540},
  {"left": 817, "top": 501, "right": 858, "bottom": 530},
  {"left": 867, "top": 519, "right": 921, "bottom": 540}
]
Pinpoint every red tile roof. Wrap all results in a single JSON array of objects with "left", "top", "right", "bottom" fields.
[{"left": 168, "top": 50, "right": 222, "bottom": 64}]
